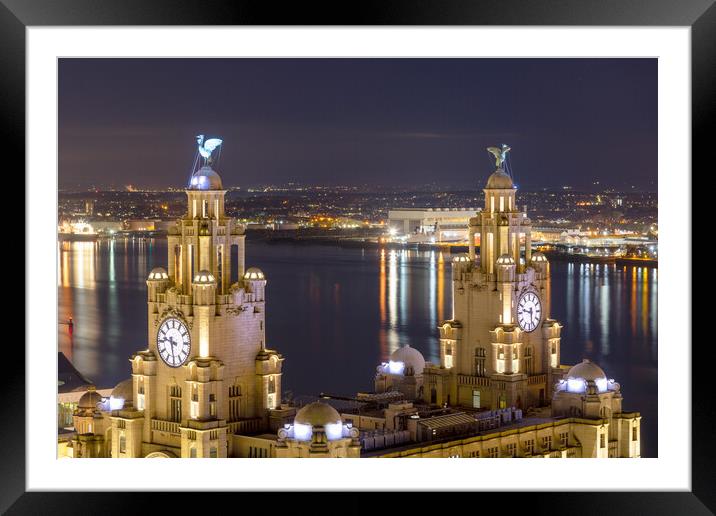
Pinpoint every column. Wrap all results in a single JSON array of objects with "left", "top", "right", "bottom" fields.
[
  {"left": 525, "top": 229, "right": 532, "bottom": 265},
  {"left": 468, "top": 226, "right": 476, "bottom": 260}
]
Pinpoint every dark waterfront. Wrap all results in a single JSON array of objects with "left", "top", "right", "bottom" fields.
[{"left": 58, "top": 238, "right": 657, "bottom": 457}]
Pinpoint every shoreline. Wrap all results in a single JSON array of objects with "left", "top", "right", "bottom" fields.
[{"left": 59, "top": 230, "right": 658, "bottom": 268}]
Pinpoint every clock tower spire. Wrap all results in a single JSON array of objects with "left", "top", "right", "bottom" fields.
[
  {"left": 109, "top": 138, "right": 285, "bottom": 458},
  {"left": 422, "top": 145, "right": 563, "bottom": 411}
]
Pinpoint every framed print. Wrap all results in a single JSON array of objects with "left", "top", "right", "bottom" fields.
[{"left": 5, "top": 0, "right": 711, "bottom": 513}]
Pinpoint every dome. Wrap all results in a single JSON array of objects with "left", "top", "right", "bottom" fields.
[
  {"left": 559, "top": 359, "right": 614, "bottom": 394},
  {"left": 294, "top": 401, "right": 342, "bottom": 427},
  {"left": 388, "top": 344, "right": 426, "bottom": 376},
  {"left": 485, "top": 168, "right": 514, "bottom": 189},
  {"left": 148, "top": 267, "right": 169, "bottom": 281},
  {"left": 531, "top": 252, "right": 548, "bottom": 263},
  {"left": 193, "top": 270, "right": 216, "bottom": 284},
  {"left": 496, "top": 254, "right": 516, "bottom": 266},
  {"left": 108, "top": 378, "right": 133, "bottom": 410},
  {"left": 243, "top": 267, "right": 265, "bottom": 280},
  {"left": 78, "top": 386, "right": 103, "bottom": 409},
  {"left": 567, "top": 359, "right": 607, "bottom": 382},
  {"left": 188, "top": 165, "right": 223, "bottom": 191}
]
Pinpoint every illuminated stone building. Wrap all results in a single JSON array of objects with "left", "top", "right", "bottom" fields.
[
  {"left": 61, "top": 144, "right": 640, "bottom": 460},
  {"left": 421, "top": 161, "right": 562, "bottom": 412},
  {"left": 387, "top": 208, "right": 479, "bottom": 243},
  {"left": 239, "top": 353, "right": 641, "bottom": 458},
  {"left": 356, "top": 357, "right": 640, "bottom": 458},
  {"left": 67, "top": 158, "right": 291, "bottom": 458}
]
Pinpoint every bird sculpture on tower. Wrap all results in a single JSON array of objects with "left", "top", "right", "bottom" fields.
[
  {"left": 487, "top": 144, "right": 511, "bottom": 168},
  {"left": 196, "top": 134, "right": 223, "bottom": 164}
]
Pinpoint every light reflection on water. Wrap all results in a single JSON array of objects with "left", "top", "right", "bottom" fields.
[{"left": 57, "top": 238, "right": 657, "bottom": 456}]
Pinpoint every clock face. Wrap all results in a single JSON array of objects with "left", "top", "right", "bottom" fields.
[
  {"left": 516, "top": 292, "right": 542, "bottom": 332},
  {"left": 156, "top": 317, "right": 191, "bottom": 367}
]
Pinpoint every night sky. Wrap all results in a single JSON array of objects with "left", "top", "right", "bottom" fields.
[{"left": 59, "top": 58, "right": 657, "bottom": 191}]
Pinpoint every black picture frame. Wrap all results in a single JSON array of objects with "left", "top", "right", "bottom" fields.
[{"left": 6, "top": 0, "right": 709, "bottom": 513}]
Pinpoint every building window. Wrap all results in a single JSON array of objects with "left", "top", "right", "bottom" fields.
[
  {"left": 505, "top": 443, "right": 517, "bottom": 457},
  {"left": 472, "top": 390, "right": 481, "bottom": 409},
  {"left": 190, "top": 447, "right": 197, "bottom": 458},
  {"left": 498, "top": 394, "right": 506, "bottom": 409},
  {"left": 188, "top": 244, "right": 194, "bottom": 279},
  {"left": 190, "top": 384, "right": 199, "bottom": 419},
  {"left": 524, "top": 346, "right": 534, "bottom": 375},
  {"left": 210, "top": 447, "right": 217, "bottom": 458},
  {"left": 469, "top": 450, "right": 480, "bottom": 458},
  {"left": 268, "top": 376, "right": 276, "bottom": 394},
  {"left": 216, "top": 245, "right": 223, "bottom": 293},
  {"left": 496, "top": 346, "right": 505, "bottom": 373},
  {"left": 542, "top": 435, "right": 552, "bottom": 451},
  {"left": 174, "top": 245, "right": 182, "bottom": 284},
  {"left": 229, "top": 384, "right": 242, "bottom": 422},
  {"left": 209, "top": 393, "right": 216, "bottom": 418},
  {"left": 444, "top": 343, "right": 453, "bottom": 369},
  {"left": 487, "top": 446, "right": 499, "bottom": 458},
  {"left": 430, "top": 388, "right": 437, "bottom": 404},
  {"left": 559, "top": 432, "right": 569, "bottom": 448},
  {"left": 119, "top": 434, "right": 126, "bottom": 453},
  {"left": 523, "top": 439, "right": 534, "bottom": 455},
  {"left": 600, "top": 434, "right": 605, "bottom": 448},
  {"left": 632, "top": 426, "right": 638, "bottom": 441},
  {"left": 474, "top": 347, "right": 487, "bottom": 377},
  {"left": 169, "top": 385, "right": 182, "bottom": 422},
  {"left": 550, "top": 341, "right": 558, "bottom": 368}
]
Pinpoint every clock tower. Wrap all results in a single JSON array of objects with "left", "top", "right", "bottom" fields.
[
  {"left": 422, "top": 146, "right": 563, "bottom": 411},
  {"left": 110, "top": 155, "right": 284, "bottom": 458}
]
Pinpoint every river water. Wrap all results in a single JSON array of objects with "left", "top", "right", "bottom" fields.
[{"left": 57, "top": 238, "right": 657, "bottom": 456}]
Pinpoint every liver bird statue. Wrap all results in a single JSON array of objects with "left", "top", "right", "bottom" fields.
[
  {"left": 196, "top": 135, "right": 223, "bottom": 164},
  {"left": 486, "top": 144, "right": 511, "bottom": 168}
]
